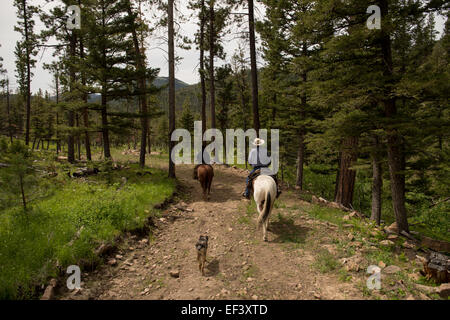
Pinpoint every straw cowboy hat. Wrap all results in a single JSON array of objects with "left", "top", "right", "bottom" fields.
[{"left": 252, "top": 138, "right": 265, "bottom": 146}]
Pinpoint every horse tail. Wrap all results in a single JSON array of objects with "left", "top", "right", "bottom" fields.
[{"left": 257, "top": 192, "right": 271, "bottom": 229}]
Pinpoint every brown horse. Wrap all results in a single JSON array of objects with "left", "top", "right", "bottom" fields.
[{"left": 197, "top": 164, "right": 214, "bottom": 201}]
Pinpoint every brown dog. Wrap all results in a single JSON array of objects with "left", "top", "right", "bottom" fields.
[{"left": 196, "top": 235, "right": 208, "bottom": 275}]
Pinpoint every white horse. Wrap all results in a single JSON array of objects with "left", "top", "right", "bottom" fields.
[{"left": 253, "top": 175, "right": 277, "bottom": 241}]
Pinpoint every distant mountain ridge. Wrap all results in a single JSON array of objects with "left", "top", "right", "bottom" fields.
[
  {"left": 85, "top": 77, "right": 192, "bottom": 103},
  {"left": 152, "top": 77, "right": 191, "bottom": 90}
]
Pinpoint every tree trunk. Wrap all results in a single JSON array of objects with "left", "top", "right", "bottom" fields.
[
  {"left": 370, "top": 137, "right": 383, "bottom": 225},
  {"left": 100, "top": 4, "right": 111, "bottom": 160},
  {"left": 379, "top": 0, "right": 409, "bottom": 233},
  {"left": 82, "top": 108, "right": 91, "bottom": 160},
  {"left": 200, "top": 0, "right": 207, "bottom": 138},
  {"left": 126, "top": 0, "right": 148, "bottom": 168},
  {"left": 78, "top": 19, "right": 91, "bottom": 161},
  {"left": 209, "top": 0, "right": 216, "bottom": 130},
  {"left": 76, "top": 113, "right": 81, "bottom": 160},
  {"left": 23, "top": 0, "right": 31, "bottom": 146},
  {"left": 147, "top": 123, "right": 151, "bottom": 154},
  {"left": 67, "top": 31, "right": 76, "bottom": 164},
  {"left": 19, "top": 174, "right": 27, "bottom": 211},
  {"left": 237, "top": 73, "right": 248, "bottom": 169},
  {"left": 6, "top": 78, "right": 13, "bottom": 142},
  {"left": 138, "top": 76, "right": 148, "bottom": 167},
  {"left": 296, "top": 62, "right": 307, "bottom": 189},
  {"left": 101, "top": 91, "right": 111, "bottom": 159},
  {"left": 334, "top": 136, "right": 358, "bottom": 208},
  {"left": 67, "top": 112, "right": 75, "bottom": 163},
  {"left": 55, "top": 71, "right": 60, "bottom": 154},
  {"left": 248, "top": 0, "right": 260, "bottom": 133},
  {"left": 295, "top": 131, "right": 305, "bottom": 189},
  {"left": 168, "top": 0, "right": 176, "bottom": 178},
  {"left": 386, "top": 122, "right": 408, "bottom": 232}
]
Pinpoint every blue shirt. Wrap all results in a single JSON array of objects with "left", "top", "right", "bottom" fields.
[{"left": 248, "top": 146, "right": 271, "bottom": 168}]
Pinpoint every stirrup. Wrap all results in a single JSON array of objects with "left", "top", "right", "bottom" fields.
[{"left": 242, "top": 192, "right": 250, "bottom": 199}]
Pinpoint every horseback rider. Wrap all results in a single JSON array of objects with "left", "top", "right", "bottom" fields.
[
  {"left": 193, "top": 146, "right": 211, "bottom": 180},
  {"left": 242, "top": 138, "right": 281, "bottom": 199}
]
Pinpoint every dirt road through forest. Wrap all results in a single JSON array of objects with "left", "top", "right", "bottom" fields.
[{"left": 59, "top": 164, "right": 367, "bottom": 300}]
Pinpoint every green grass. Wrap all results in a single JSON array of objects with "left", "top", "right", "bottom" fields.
[
  {"left": 338, "top": 269, "right": 352, "bottom": 282},
  {"left": 283, "top": 162, "right": 449, "bottom": 243},
  {"left": 313, "top": 248, "right": 339, "bottom": 273},
  {"left": 0, "top": 160, "right": 175, "bottom": 299},
  {"left": 364, "top": 246, "right": 395, "bottom": 267},
  {"left": 409, "top": 202, "right": 450, "bottom": 242},
  {"left": 305, "top": 204, "right": 345, "bottom": 227},
  {"left": 243, "top": 265, "right": 258, "bottom": 279}
]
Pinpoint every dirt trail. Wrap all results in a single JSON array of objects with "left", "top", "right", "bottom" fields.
[{"left": 59, "top": 164, "right": 366, "bottom": 300}]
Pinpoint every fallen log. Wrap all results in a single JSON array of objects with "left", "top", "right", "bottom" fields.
[
  {"left": 70, "top": 167, "right": 100, "bottom": 178},
  {"left": 421, "top": 236, "right": 450, "bottom": 253},
  {"left": 400, "top": 230, "right": 417, "bottom": 241}
]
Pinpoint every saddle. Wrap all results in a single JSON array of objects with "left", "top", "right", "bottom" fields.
[
  {"left": 193, "top": 163, "right": 213, "bottom": 180},
  {"left": 247, "top": 169, "right": 278, "bottom": 195}
]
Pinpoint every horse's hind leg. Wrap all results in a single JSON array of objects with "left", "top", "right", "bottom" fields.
[
  {"left": 203, "top": 184, "right": 208, "bottom": 201},
  {"left": 207, "top": 177, "right": 212, "bottom": 199},
  {"left": 258, "top": 200, "right": 265, "bottom": 212},
  {"left": 263, "top": 222, "right": 268, "bottom": 242},
  {"left": 264, "top": 219, "right": 270, "bottom": 241}
]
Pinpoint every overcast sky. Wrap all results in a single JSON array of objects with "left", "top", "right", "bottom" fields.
[
  {"left": 0, "top": 0, "right": 264, "bottom": 94},
  {"left": 0, "top": 1, "right": 445, "bottom": 94}
]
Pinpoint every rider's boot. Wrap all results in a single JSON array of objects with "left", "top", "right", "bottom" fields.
[{"left": 242, "top": 191, "right": 251, "bottom": 199}]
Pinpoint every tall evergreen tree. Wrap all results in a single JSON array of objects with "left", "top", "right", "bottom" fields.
[
  {"left": 14, "top": 0, "right": 39, "bottom": 146},
  {"left": 247, "top": 0, "right": 260, "bottom": 133},
  {"left": 168, "top": 0, "right": 176, "bottom": 178}
]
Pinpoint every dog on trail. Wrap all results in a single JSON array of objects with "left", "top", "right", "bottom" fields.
[{"left": 195, "top": 235, "right": 209, "bottom": 275}]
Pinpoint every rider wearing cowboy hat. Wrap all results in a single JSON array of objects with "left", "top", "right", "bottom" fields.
[{"left": 242, "top": 138, "right": 281, "bottom": 199}]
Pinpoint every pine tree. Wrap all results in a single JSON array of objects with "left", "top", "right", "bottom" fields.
[
  {"left": 168, "top": 0, "right": 176, "bottom": 178},
  {"left": 179, "top": 99, "right": 195, "bottom": 134},
  {"left": 14, "top": 0, "right": 39, "bottom": 146},
  {"left": 258, "top": 0, "right": 325, "bottom": 189},
  {"left": 124, "top": 0, "right": 151, "bottom": 168},
  {"left": 188, "top": 0, "right": 208, "bottom": 138},
  {"left": 0, "top": 139, "right": 36, "bottom": 212},
  {"left": 0, "top": 54, "right": 13, "bottom": 142},
  {"left": 216, "top": 64, "right": 233, "bottom": 134},
  {"left": 247, "top": 0, "right": 260, "bottom": 133}
]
